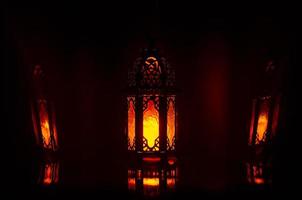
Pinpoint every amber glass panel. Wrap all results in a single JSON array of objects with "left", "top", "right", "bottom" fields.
[
  {"left": 167, "top": 97, "right": 175, "bottom": 149},
  {"left": 128, "top": 97, "right": 135, "bottom": 150},
  {"left": 143, "top": 100, "right": 159, "bottom": 151},
  {"left": 38, "top": 100, "right": 52, "bottom": 149},
  {"left": 256, "top": 99, "right": 270, "bottom": 144},
  {"left": 167, "top": 177, "right": 176, "bottom": 189}
]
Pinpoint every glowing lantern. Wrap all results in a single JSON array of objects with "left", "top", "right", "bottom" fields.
[
  {"left": 247, "top": 59, "right": 282, "bottom": 185},
  {"left": 126, "top": 48, "right": 177, "bottom": 161},
  {"left": 248, "top": 96, "right": 280, "bottom": 147},
  {"left": 31, "top": 65, "right": 59, "bottom": 151}
]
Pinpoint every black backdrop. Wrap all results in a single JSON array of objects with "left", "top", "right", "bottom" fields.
[{"left": 4, "top": 2, "right": 297, "bottom": 199}]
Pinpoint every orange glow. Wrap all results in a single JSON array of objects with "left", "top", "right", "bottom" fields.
[
  {"left": 38, "top": 100, "right": 52, "bottom": 148},
  {"left": 128, "top": 97, "right": 135, "bottom": 150},
  {"left": 143, "top": 177, "right": 160, "bottom": 197},
  {"left": 42, "top": 162, "right": 59, "bottom": 185},
  {"left": 143, "top": 157, "right": 161, "bottom": 162},
  {"left": 254, "top": 178, "right": 264, "bottom": 184},
  {"left": 168, "top": 159, "right": 175, "bottom": 165},
  {"left": 246, "top": 162, "right": 266, "bottom": 185},
  {"left": 143, "top": 100, "right": 159, "bottom": 151},
  {"left": 167, "top": 178, "right": 176, "bottom": 189},
  {"left": 167, "top": 97, "right": 175, "bottom": 149},
  {"left": 143, "top": 178, "right": 159, "bottom": 186},
  {"left": 256, "top": 111, "right": 268, "bottom": 144},
  {"left": 128, "top": 178, "right": 136, "bottom": 190}
]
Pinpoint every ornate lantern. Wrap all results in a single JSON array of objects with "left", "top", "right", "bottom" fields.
[
  {"left": 126, "top": 47, "right": 177, "bottom": 162},
  {"left": 247, "top": 59, "right": 282, "bottom": 185},
  {"left": 30, "top": 65, "right": 59, "bottom": 152},
  {"left": 127, "top": 49, "right": 177, "bottom": 162}
]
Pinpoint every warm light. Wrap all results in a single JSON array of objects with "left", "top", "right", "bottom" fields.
[
  {"left": 128, "top": 97, "right": 135, "bottom": 150},
  {"left": 254, "top": 178, "right": 265, "bottom": 184},
  {"left": 143, "top": 100, "right": 159, "bottom": 151},
  {"left": 167, "top": 97, "right": 175, "bottom": 150},
  {"left": 43, "top": 164, "right": 52, "bottom": 185},
  {"left": 38, "top": 100, "right": 52, "bottom": 148},
  {"left": 167, "top": 178, "right": 176, "bottom": 189},
  {"left": 143, "top": 177, "right": 160, "bottom": 197},
  {"left": 143, "top": 178, "right": 159, "bottom": 186},
  {"left": 143, "top": 157, "right": 161, "bottom": 162},
  {"left": 168, "top": 159, "right": 175, "bottom": 165},
  {"left": 246, "top": 162, "right": 266, "bottom": 185},
  {"left": 128, "top": 178, "right": 136, "bottom": 190},
  {"left": 256, "top": 112, "right": 268, "bottom": 144},
  {"left": 42, "top": 162, "right": 59, "bottom": 185}
]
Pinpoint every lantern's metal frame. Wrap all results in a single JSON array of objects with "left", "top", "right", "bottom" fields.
[
  {"left": 30, "top": 65, "right": 59, "bottom": 153},
  {"left": 126, "top": 48, "right": 177, "bottom": 163},
  {"left": 247, "top": 59, "right": 282, "bottom": 185}
]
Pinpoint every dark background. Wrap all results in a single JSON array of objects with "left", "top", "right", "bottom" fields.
[{"left": 4, "top": 2, "right": 298, "bottom": 199}]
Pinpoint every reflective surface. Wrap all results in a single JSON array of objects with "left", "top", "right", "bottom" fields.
[{"left": 127, "top": 159, "right": 177, "bottom": 198}]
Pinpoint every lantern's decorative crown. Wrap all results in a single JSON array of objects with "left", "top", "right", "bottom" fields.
[{"left": 128, "top": 48, "right": 175, "bottom": 91}]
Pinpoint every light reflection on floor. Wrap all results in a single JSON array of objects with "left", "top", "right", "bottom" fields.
[
  {"left": 246, "top": 161, "right": 272, "bottom": 185},
  {"left": 127, "top": 158, "right": 177, "bottom": 198}
]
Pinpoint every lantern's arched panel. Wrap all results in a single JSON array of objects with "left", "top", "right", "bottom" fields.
[
  {"left": 31, "top": 65, "right": 59, "bottom": 151},
  {"left": 32, "top": 99, "right": 59, "bottom": 150},
  {"left": 256, "top": 99, "right": 270, "bottom": 144},
  {"left": 249, "top": 97, "right": 272, "bottom": 145},
  {"left": 38, "top": 99, "right": 52, "bottom": 148},
  {"left": 143, "top": 96, "right": 160, "bottom": 152},
  {"left": 167, "top": 96, "right": 176, "bottom": 150},
  {"left": 128, "top": 97, "right": 136, "bottom": 150}
]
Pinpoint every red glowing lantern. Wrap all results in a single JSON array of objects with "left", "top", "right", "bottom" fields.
[
  {"left": 126, "top": 48, "right": 177, "bottom": 161},
  {"left": 247, "top": 59, "right": 282, "bottom": 185},
  {"left": 31, "top": 65, "right": 59, "bottom": 152}
]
